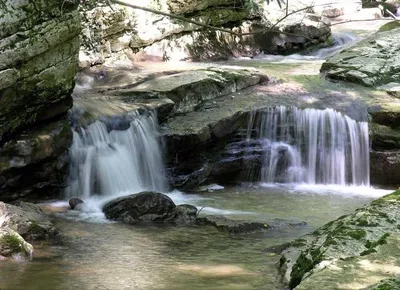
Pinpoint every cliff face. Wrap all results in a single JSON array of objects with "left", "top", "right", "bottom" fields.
[{"left": 0, "top": 0, "right": 81, "bottom": 200}]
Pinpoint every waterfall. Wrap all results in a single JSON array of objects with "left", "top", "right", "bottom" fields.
[
  {"left": 66, "top": 111, "right": 166, "bottom": 200},
  {"left": 248, "top": 106, "right": 370, "bottom": 186}
]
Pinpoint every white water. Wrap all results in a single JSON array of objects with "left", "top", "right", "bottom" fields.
[
  {"left": 248, "top": 106, "right": 370, "bottom": 186},
  {"left": 251, "top": 32, "right": 357, "bottom": 62},
  {"left": 66, "top": 111, "right": 167, "bottom": 209}
]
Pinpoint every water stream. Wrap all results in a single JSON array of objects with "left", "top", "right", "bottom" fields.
[
  {"left": 247, "top": 106, "right": 370, "bottom": 185},
  {"left": 1, "top": 30, "right": 393, "bottom": 290},
  {"left": 66, "top": 111, "right": 166, "bottom": 214}
]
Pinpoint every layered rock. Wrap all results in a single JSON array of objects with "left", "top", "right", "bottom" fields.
[
  {"left": 72, "top": 67, "right": 267, "bottom": 124},
  {"left": 277, "top": 190, "right": 400, "bottom": 289},
  {"left": 321, "top": 27, "right": 400, "bottom": 87},
  {"left": 0, "top": 0, "right": 79, "bottom": 200},
  {"left": 79, "top": 0, "right": 332, "bottom": 66}
]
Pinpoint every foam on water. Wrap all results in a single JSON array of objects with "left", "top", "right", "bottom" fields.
[{"left": 247, "top": 106, "right": 370, "bottom": 186}]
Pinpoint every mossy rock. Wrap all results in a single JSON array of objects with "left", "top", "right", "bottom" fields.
[
  {"left": 0, "top": 228, "right": 33, "bottom": 259},
  {"left": 279, "top": 190, "right": 400, "bottom": 289},
  {"left": 379, "top": 21, "right": 400, "bottom": 32}
]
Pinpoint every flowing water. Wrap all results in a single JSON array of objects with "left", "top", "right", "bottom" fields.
[
  {"left": 0, "top": 185, "right": 390, "bottom": 290},
  {"left": 0, "top": 30, "right": 394, "bottom": 290},
  {"left": 66, "top": 111, "right": 166, "bottom": 211},
  {"left": 247, "top": 106, "right": 370, "bottom": 185}
]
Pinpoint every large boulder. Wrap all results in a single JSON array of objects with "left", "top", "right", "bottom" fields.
[
  {"left": 0, "top": 228, "right": 33, "bottom": 260},
  {"left": 103, "top": 191, "right": 178, "bottom": 223},
  {"left": 103, "top": 192, "right": 200, "bottom": 225},
  {"left": 0, "top": 202, "right": 57, "bottom": 241},
  {"left": 278, "top": 190, "right": 400, "bottom": 289},
  {"left": 321, "top": 27, "right": 400, "bottom": 87}
]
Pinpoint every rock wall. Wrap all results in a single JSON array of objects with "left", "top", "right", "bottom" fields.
[
  {"left": 0, "top": 0, "right": 81, "bottom": 200},
  {"left": 79, "top": 0, "right": 332, "bottom": 66}
]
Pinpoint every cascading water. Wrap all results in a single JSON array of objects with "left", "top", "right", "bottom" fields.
[
  {"left": 247, "top": 106, "right": 370, "bottom": 186},
  {"left": 66, "top": 111, "right": 166, "bottom": 202}
]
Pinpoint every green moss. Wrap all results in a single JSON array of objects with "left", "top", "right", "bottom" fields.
[
  {"left": 290, "top": 248, "right": 324, "bottom": 289},
  {"left": 0, "top": 235, "right": 23, "bottom": 253},
  {"left": 370, "top": 278, "right": 400, "bottom": 290},
  {"left": 361, "top": 233, "right": 390, "bottom": 256},
  {"left": 290, "top": 239, "right": 307, "bottom": 248}
]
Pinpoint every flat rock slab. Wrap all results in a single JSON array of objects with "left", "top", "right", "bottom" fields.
[
  {"left": 321, "top": 27, "right": 400, "bottom": 87},
  {"left": 73, "top": 67, "right": 267, "bottom": 125}
]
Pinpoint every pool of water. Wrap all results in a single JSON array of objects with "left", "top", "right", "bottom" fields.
[{"left": 0, "top": 185, "right": 390, "bottom": 290}]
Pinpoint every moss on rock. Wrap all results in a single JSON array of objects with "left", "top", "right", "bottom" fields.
[{"left": 278, "top": 190, "right": 400, "bottom": 289}]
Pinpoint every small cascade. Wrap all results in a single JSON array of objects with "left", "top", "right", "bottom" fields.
[
  {"left": 247, "top": 106, "right": 370, "bottom": 186},
  {"left": 66, "top": 111, "right": 166, "bottom": 200}
]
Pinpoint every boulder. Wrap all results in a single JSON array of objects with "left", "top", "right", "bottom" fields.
[
  {"left": 278, "top": 190, "right": 400, "bottom": 289},
  {"left": 103, "top": 191, "right": 177, "bottom": 223},
  {"left": 69, "top": 198, "right": 84, "bottom": 210},
  {"left": 321, "top": 27, "right": 400, "bottom": 87},
  {"left": 170, "top": 204, "right": 198, "bottom": 224},
  {"left": 0, "top": 228, "right": 33, "bottom": 260},
  {"left": 0, "top": 202, "right": 57, "bottom": 241}
]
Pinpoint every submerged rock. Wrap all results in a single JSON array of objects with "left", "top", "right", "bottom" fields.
[
  {"left": 197, "top": 215, "right": 269, "bottom": 234},
  {"left": 0, "top": 202, "right": 57, "bottom": 241},
  {"left": 0, "top": 228, "right": 33, "bottom": 260},
  {"left": 103, "top": 191, "right": 177, "bottom": 223},
  {"left": 278, "top": 190, "right": 400, "bottom": 289},
  {"left": 170, "top": 204, "right": 198, "bottom": 224},
  {"left": 69, "top": 198, "right": 84, "bottom": 210}
]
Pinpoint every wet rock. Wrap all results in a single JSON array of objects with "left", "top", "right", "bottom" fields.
[
  {"left": 0, "top": 228, "right": 33, "bottom": 260},
  {"left": 278, "top": 190, "right": 400, "bottom": 289},
  {"left": 0, "top": 119, "right": 72, "bottom": 201},
  {"left": 321, "top": 27, "right": 400, "bottom": 87},
  {"left": 169, "top": 164, "right": 213, "bottom": 190},
  {"left": 170, "top": 204, "right": 198, "bottom": 224},
  {"left": 103, "top": 191, "right": 177, "bottom": 223},
  {"left": 370, "top": 150, "right": 400, "bottom": 185},
  {"left": 73, "top": 67, "right": 266, "bottom": 131},
  {"left": 197, "top": 215, "right": 269, "bottom": 234},
  {"left": 0, "top": 201, "right": 57, "bottom": 241},
  {"left": 69, "top": 198, "right": 84, "bottom": 210}
]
